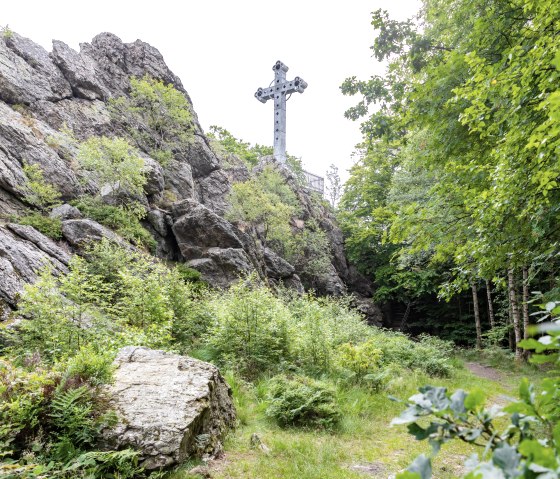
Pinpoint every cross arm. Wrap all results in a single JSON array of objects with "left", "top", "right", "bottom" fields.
[{"left": 254, "top": 77, "right": 308, "bottom": 103}]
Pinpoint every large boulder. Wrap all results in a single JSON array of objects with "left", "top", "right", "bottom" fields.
[
  {"left": 103, "top": 347, "right": 236, "bottom": 470},
  {"left": 61, "top": 218, "right": 133, "bottom": 251},
  {"left": 172, "top": 199, "right": 245, "bottom": 257},
  {"left": 187, "top": 247, "right": 254, "bottom": 289},
  {"left": 0, "top": 224, "right": 70, "bottom": 309}
]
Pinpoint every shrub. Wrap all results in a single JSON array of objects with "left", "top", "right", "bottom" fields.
[
  {"left": 365, "top": 330, "right": 453, "bottom": 377},
  {"left": 15, "top": 212, "right": 62, "bottom": 239},
  {"left": 77, "top": 136, "right": 146, "bottom": 198},
  {"left": 21, "top": 162, "right": 61, "bottom": 211},
  {"left": 265, "top": 375, "right": 341, "bottom": 429},
  {"left": 226, "top": 165, "right": 300, "bottom": 249},
  {"left": 72, "top": 197, "right": 155, "bottom": 250},
  {"left": 175, "top": 264, "right": 202, "bottom": 282},
  {"left": 284, "top": 293, "right": 374, "bottom": 374},
  {"left": 109, "top": 75, "right": 194, "bottom": 165},
  {"left": 205, "top": 279, "right": 292, "bottom": 378},
  {"left": 337, "top": 339, "right": 383, "bottom": 378}
]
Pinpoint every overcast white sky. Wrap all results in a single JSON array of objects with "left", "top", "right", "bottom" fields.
[{"left": 2, "top": 0, "right": 420, "bottom": 181}]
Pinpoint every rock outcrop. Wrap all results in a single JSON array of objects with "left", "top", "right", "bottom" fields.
[
  {"left": 0, "top": 30, "right": 381, "bottom": 324},
  {"left": 102, "top": 347, "right": 236, "bottom": 470}
]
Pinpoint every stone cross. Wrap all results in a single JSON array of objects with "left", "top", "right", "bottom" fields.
[{"left": 254, "top": 60, "right": 308, "bottom": 163}]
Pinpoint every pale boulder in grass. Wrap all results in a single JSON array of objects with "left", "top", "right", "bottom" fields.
[{"left": 102, "top": 347, "right": 236, "bottom": 470}]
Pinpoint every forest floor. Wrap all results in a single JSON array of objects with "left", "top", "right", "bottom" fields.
[{"left": 169, "top": 355, "right": 545, "bottom": 479}]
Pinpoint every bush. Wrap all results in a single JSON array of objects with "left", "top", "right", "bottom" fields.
[
  {"left": 72, "top": 197, "right": 156, "bottom": 250},
  {"left": 77, "top": 136, "right": 146, "bottom": 198},
  {"left": 15, "top": 212, "right": 62, "bottom": 239},
  {"left": 109, "top": 75, "right": 194, "bottom": 165},
  {"left": 0, "top": 352, "right": 119, "bottom": 473},
  {"left": 337, "top": 339, "right": 383, "bottom": 378},
  {"left": 205, "top": 279, "right": 292, "bottom": 378},
  {"left": 284, "top": 293, "right": 374, "bottom": 374},
  {"left": 265, "top": 375, "right": 341, "bottom": 429},
  {"left": 21, "top": 162, "right": 61, "bottom": 211},
  {"left": 366, "top": 330, "right": 453, "bottom": 377}
]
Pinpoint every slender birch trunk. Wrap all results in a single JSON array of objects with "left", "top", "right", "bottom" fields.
[
  {"left": 485, "top": 280, "right": 495, "bottom": 329},
  {"left": 508, "top": 268, "right": 522, "bottom": 360},
  {"left": 471, "top": 282, "right": 482, "bottom": 350},
  {"left": 522, "top": 268, "right": 530, "bottom": 358}
]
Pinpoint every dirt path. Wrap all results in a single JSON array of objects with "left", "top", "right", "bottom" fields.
[{"left": 465, "top": 361, "right": 503, "bottom": 381}]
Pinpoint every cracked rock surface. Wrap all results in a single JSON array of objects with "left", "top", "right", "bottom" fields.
[{"left": 102, "top": 347, "right": 236, "bottom": 470}]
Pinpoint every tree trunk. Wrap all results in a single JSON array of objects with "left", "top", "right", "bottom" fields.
[
  {"left": 471, "top": 282, "right": 482, "bottom": 350},
  {"left": 522, "top": 267, "right": 530, "bottom": 358},
  {"left": 508, "top": 302, "right": 514, "bottom": 351},
  {"left": 508, "top": 268, "right": 522, "bottom": 360},
  {"left": 485, "top": 280, "right": 496, "bottom": 329}
]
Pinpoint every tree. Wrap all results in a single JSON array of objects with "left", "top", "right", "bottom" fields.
[
  {"left": 325, "top": 164, "right": 342, "bottom": 208},
  {"left": 339, "top": 0, "right": 560, "bottom": 350}
]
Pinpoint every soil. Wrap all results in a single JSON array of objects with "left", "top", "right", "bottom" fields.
[{"left": 465, "top": 361, "right": 503, "bottom": 381}]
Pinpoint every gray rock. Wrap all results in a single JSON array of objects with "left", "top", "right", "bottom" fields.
[
  {"left": 187, "top": 247, "right": 254, "bottom": 289},
  {"left": 0, "top": 102, "right": 83, "bottom": 199},
  {"left": 32, "top": 98, "right": 113, "bottom": 138},
  {"left": 51, "top": 40, "right": 109, "bottom": 100},
  {"left": 351, "top": 295, "right": 383, "bottom": 326},
  {"left": 50, "top": 203, "right": 82, "bottom": 221},
  {"left": 185, "top": 134, "right": 221, "bottom": 179},
  {"left": 142, "top": 156, "right": 165, "bottom": 196},
  {"left": 146, "top": 209, "right": 171, "bottom": 237},
  {"left": 103, "top": 347, "right": 236, "bottom": 470},
  {"left": 0, "top": 256, "right": 22, "bottom": 309},
  {"left": 264, "top": 248, "right": 295, "bottom": 279},
  {"left": 7, "top": 223, "right": 71, "bottom": 266},
  {"left": 0, "top": 225, "right": 69, "bottom": 307},
  {"left": 61, "top": 218, "right": 133, "bottom": 250},
  {"left": 281, "top": 273, "right": 305, "bottom": 294},
  {"left": 197, "top": 168, "right": 230, "bottom": 216},
  {"left": 172, "top": 200, "right": 244, "bottom": 257},
  {"left": 0, "top": 33, "right": 71, "bottom": 104},
  {"left": 163, "top": 160, "right": 195, "bottom": 202}
]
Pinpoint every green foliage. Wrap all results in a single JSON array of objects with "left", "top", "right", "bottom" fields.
[
  {"left": 204, "top": 278, "right": 292, "bottom": 378},
  {"left": 265, "top": 375, "right": 341, "bottom": 430},
  {"left": 227, "top": 165, "right": 300, "bottom": 247},
  {"left": 14, "top": 212, "right": 62, "bottom": 239},
  {"left": 227, "top": 165, "right": 331, "bottom": 280},
  {"left": 208, "top": 125, "right": 303, "bottom": 174},
  {"left": 72, "top": 196, "right": 155, "bottom": 250},
  {"left": 284, "top": 220, "right": 332, "bottom": 281},
  {"left": 336, "top": 339, "right": 383, "bottom": 379},
  {"left": 175, "top": 263, "right": 203, "bottom": 284},
  {"left": 10, "top": 240, "right": 199, "bottom": 362},
  {"left": 394, "top": 300, "right": 560, "bottom": 478},
  {"left": 77, "top": 136, "right": 146, "bottom": 198},
  {"left": 109, "top": 75, "right": 193, "bottom": 165},
  {"left": 21, "top": 162, "right": 62, "bottom": 211},
  {"left": 0, "top": 350, "right": 134, "bottom": 478},
  {"left": 2, "top": 25, "right": 13, "bottom": 39}
]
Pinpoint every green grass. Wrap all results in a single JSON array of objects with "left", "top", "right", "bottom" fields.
[{"left": 167, "top": 360, "right": 527, "bottom": 479}]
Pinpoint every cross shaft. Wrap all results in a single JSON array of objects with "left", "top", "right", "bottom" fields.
[{"left": 255, "top": 60, "right": 307, "bottom": 163}]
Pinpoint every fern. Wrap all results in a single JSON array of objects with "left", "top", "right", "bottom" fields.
[
  {"left": 49, "top": 386, "right": 96, "bottom": 448},
  {"left": 65, "top": 449, "right": 143, "bottom": 479}
]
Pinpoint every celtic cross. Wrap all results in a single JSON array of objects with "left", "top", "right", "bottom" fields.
[{"left": 254, "top": 60, "right": 308, "bottom": 163}]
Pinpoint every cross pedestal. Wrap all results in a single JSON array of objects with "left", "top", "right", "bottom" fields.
[{"left": 254, "top": 60, "right": 307, "bottom": 163}]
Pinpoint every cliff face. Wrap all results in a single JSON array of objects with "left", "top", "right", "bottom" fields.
[{"left": 0, "top": 32, "right": 381, "bottom": 324}]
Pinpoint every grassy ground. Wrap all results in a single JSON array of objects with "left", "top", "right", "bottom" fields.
[{"left": 168, "top": 356, "right": 542, "bottom": 479}]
